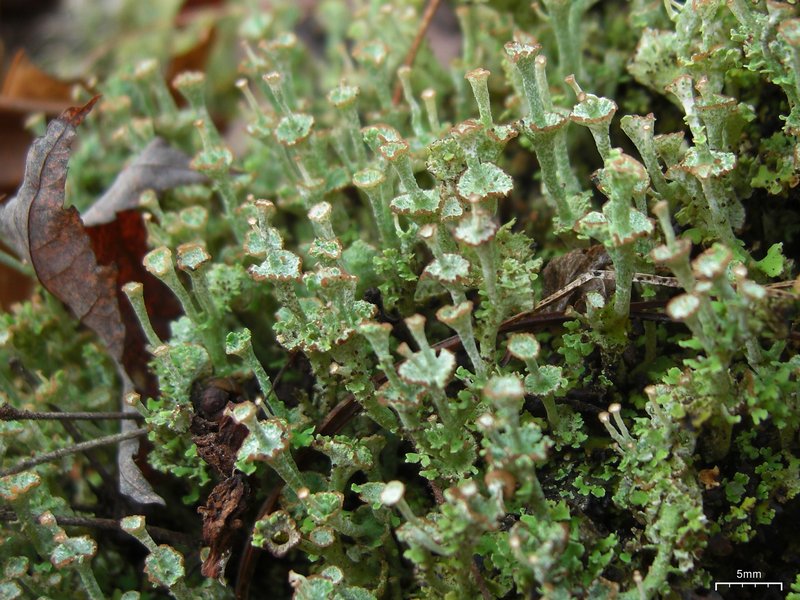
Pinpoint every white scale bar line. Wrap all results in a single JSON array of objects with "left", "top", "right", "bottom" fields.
[{"left": 714, "top": 582, "right": 783, "bottom": 590}]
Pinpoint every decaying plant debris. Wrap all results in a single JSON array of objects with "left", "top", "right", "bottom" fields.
[{"left": 1, "top": 1, "right": 800, "bottom": 599}]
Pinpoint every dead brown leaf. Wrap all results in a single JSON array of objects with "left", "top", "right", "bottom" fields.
[
  {"left": 198, "top": 473, "right": 250, "bottom": 579},
  {"left": 0, "top": 49, "right": 78, "bottom": 306},
  {"left": 0, "top": 97, "right": 129, "bottom": 360},
  {"left": 167, "top": 25, "right": 217, "bottom": 84},
  {"left": 0, "top": 99, "right": 208, "bottom": 505},
  {"left": 0, "top": 97, "right": 168, "bottom": 504},
  {"left": 190, "top": 411, "right": 249, "bottom": 478},
  {"left": 82, "top": 138, "right": 202, "bottom": 390},
  {"left": 82, "top": 137, "right": 205, "bottom": 227},
  {"left": 1, "top": 49, "right": 74, "bottom": 101},
  {"left": 0, "top": 97, "right": 167, "bottom": 504},
  {"left": 540, "top": 245, "right": 612, "bottom": 313},
  {"left": 189, "top": 378, "right": 251, "bottom": 579}
]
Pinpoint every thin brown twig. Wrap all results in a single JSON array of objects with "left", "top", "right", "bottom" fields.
[
  {"left": 0, "top": 428, "right": 148, "bottom": 477},
  {"left": 0, "top": 509, "right": 197, "bottom": 548},
  {"left": 471, "top": 559, "right": 492, "bottom": 600},
  {"left": 392, "top": 0, "right": 443, "bottom": 105},
  {"left": 0, "top": 403, "right": 143, "bottom": 422},
  {"left": 45, "top": 404, "right": 117, "bottom": 503},
  {"left": 54, "top": 515, "right": 197, "bottom": 548}
]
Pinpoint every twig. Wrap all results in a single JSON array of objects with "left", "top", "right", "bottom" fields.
[
  {"left": 55, "top": 515, "right": 197, "bottom": 548},
  {"left": 0, "top": 508, "right": 197, "bottom": 548},
  {"left": 45, "top": 404, "right": 118, "bottom": 504},
  {"left": 0, "top": 428, "right": 148, "bottom": 477},
  {"left": 471, "top": 559, "right": 492, "bottom": 600},
  {"left": 392, "top": 0, "right": 442, "bottom": 105},
  {"left": 0, "top": 404, "right": 143, "bottom": 422}
]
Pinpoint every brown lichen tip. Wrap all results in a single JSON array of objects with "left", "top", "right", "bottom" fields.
[
  {"left": 248, "top": 249, "right": 303, "bottom": 282},
  {"left": 691, "top": 244, "right": 732, "bottom": 280},
  {"left": 476, "top": 413, "right": 495, "bottom": 430},
  {"left": 362, "top": 123, "right": 401, "bottom": 147},
  {"left": 404, "top": 313, "right": 426, "bottom": 333},
  {"left": 309, "top": 238, "right": 343, "bottom": 262},
  {"left": 666, "top": 293, "right": 700, "bottom": 321},
  {"left": 485, "top": 469, "right": 516, "bottom": 499},
  {"left": 143, "top": 246, "right": 173, "bottom": 278},
  {"left": 650, "top": 238, "right": 691, "bottom": 265},
  {"left": 380, "top": 480, "right": 405, "bottom": 506},
  {"left": 521, "top": 111, "right": 568, "bottom": 135},
  {"left": 352, "top": 168, "right": 385, "bottom": 189},
  {"left": 465, "top": 67, "right": 490, "bottom": 83},
  {"left": 254, "top": 198, "right": 277, "bottom": 219},
  {"left": 176, "top": 243, "right": 211, "bottom": 273},
  {"left": 0, "top": 471, "right": 41, "bottom": 501},
  {"left": 436, "top": 300, "right": 473, "bottom": 326},
  {"left": 450, "top": 118, "right": 482, "bottom": 142},
  {"left": 378, "top": 139, "right": 409, "bottom": 162},
  {"left": 308, "top": 201, "right": 332, "bottom": 224},
  {"left": 503, "top": 40, "right": 542, "bottom": 63},
  {"left": 304, "top": 266, "right": 357, "bottom": 288}
]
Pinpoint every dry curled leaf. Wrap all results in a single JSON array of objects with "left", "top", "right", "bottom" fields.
[
  {"left": 85, "top": 210, "right": 179, "bottom": 392},
  {"left": 189, "top": 378, "right": 250, "bottom": 578},
  {"left": 83, "top": 138, "right": 200, "bottom": 392},
  {"left": 190, "top": 384, "right": 249, "bottom": 478},
  {"left": 0, "top": 99, "right": 201, "bottom": 505},
  {"left": 0, "top": 49, "right": 74, "bottom": 104},
  {"left": 0, "top": 97, "right": 167, "bottom": 504},
  {"left": 0, "top": 49, "right": 75, "bottom": 196},
  {"left": 0, "top": 97, "right": 128, "bottom": 360},
  {"left": 540, "top": 245, "right": 612, "bottom": 313},
  {"left": 198, "top": 474, "right": 250, "bottom": 579},
  {"left": 82, "top": 137, "right": 205, "bottom": 226}
]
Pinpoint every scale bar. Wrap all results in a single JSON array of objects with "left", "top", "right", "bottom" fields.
[{"left": 714, "top": 582, "right": 783, "bottom": 590}]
